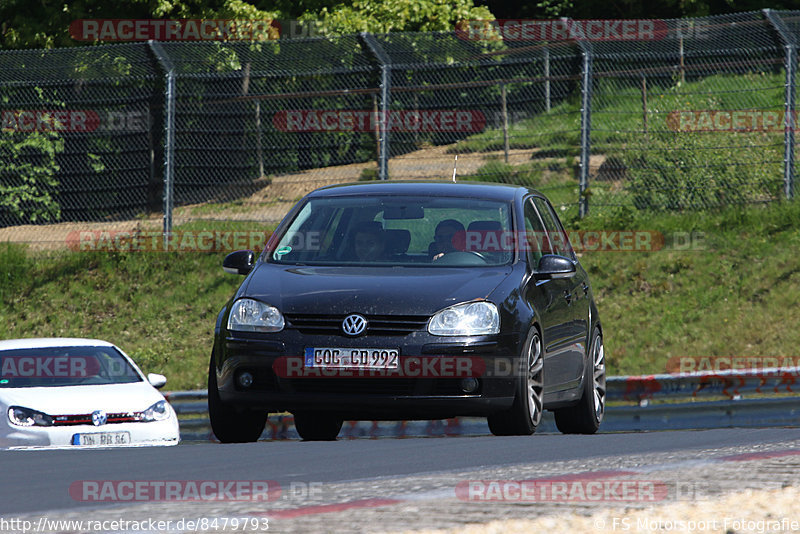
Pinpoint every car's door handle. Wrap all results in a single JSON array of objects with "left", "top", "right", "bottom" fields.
[
  {"left": 563, "top": 290, "right": 573, "bottom": 304},
  {"left": 582, "top": 282, "right": 589, "bottom": 295}
]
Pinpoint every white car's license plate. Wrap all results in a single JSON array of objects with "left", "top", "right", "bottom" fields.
[
  {"left": 72, "top": 431, "right": 131, "bottom": 446},
  {"left": 305, "top": 348, "right": 399, "bottom": 369}
]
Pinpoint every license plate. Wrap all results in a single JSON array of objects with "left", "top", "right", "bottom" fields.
[
  {"left": 72, "top": 431, "right": 131, "bottom": 446},
  {"left": 305, "top": 348, "right": 399, "bottom": 369}
]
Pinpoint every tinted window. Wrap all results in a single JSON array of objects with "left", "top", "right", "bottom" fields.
[
  {"left": 524, "top": 199, "right": 548, "bottom": 265},
  {"left": 532, "top": 197, "right": 575, "bottom": 259},
  {"left": 269, "top": 196, "right": 514, "bottom": 266},
  {"left": 0, "top": 346, "right": 142, "bottom": 388}
]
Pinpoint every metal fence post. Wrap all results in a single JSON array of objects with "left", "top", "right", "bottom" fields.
[
  {"left": 147, "top": 40, "right": 177, "bottom": 239},
  {"left": 543, "top": 46, "right": 551, "bottom": 112},
  {"left": 764, "top": 9, "right": 796, "bottom": 200},
  {"left": 360, "top": 33, "right": 392, "bottom": 181},
  {"left": 577, "top": 39, "right": 593, "bottom": 218},
  {"left": 501, "top": 83, "right": 510, "bottom": 163}
]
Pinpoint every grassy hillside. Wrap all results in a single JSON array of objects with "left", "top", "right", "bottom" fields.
[{"left": 1, "top": 199, "right": 798, "bottom": 389}]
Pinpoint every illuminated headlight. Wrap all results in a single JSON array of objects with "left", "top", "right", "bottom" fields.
[
  {"left": 8, "top": 406, "right": 54, "bottom": 427},
  {"left": 227, "top": 298, "right": 284, "bottom": 332},
  {"left": 139, "top": 400, "right": 170, "bottom": 422},
  {"left": 428, "top": 301, "right": 500, "bottom": 336}
]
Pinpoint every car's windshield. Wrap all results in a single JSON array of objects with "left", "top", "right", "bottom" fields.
[
  {"left": 269, "top": 195, "right": 514, "bottom": 266},
  {"left": 0, "top": 346, "right": 143, "bottom": 388}
]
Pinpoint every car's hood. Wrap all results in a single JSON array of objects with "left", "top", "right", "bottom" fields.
[
  {"left": 244, "top": 264, "right": 514, "bottom": 316},
  {"left": 0, "top": 382, "right": 165, "bottom": 415}
]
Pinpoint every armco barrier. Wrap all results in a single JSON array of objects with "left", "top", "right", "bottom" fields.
[
  {"left": 165, "top": 368, "right": 800, "bottom": 441},
  {"left": 606, "top": 366, "right": 800, "bottom": 403}
]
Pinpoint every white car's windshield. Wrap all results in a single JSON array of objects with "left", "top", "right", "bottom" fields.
[
  {"left": 0, "top": 346, "right": 143, "bottom": 388},
  {"left": 269, "top": 196, "right": 514, "bottom": 266}
]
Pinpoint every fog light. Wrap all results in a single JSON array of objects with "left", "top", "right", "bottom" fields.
[
  {"left": 460, "top": 377, "right": 479, "bottom": 393},
  {"left": 237, "top": 371, "right": 254, "bottom": 389}
]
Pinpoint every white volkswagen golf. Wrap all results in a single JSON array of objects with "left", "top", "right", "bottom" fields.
[{"left": 0, "top": 338, "right": 179, "bottom": 448}]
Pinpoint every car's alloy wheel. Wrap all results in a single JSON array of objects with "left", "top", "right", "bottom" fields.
[
  {"left": 554, "top": 328, "right": 605, "bottom": 434},
  {"left": 488, "top": 328, "right": 543, "bottom": 436},
  {"left": 208, "top": 353, "right": 268, "bottom": 443},
  {"left": 293, "top": 412, "right": 343, "bottom": 441}
]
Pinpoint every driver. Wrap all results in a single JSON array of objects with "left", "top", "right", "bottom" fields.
[
  {"left": 354, "top": 223, "right": 387, "bottom": 261},
  {"left": 429, "top": 219, "right": 465, "bottom": 261}
]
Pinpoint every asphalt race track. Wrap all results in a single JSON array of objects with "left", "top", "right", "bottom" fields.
[{"left": 3, "top": 427, "right": 800, "bottom": 517}]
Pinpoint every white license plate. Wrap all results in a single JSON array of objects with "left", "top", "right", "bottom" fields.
[
  {"left": 73, "top": 431, "right": 131, "bottom": 446},
  {"left": 305, "top": 348, "right": 399, "bottom": 369}
]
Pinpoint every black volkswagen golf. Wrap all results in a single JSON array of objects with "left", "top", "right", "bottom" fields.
[{"left": 210, "top": 182, "right": 605, "bottom": 441}]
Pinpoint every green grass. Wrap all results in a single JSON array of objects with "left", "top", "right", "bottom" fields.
[
  {"left": 0, "top": 200, "right": 798, "bottom": 388},
  {"left": 455, "top": 71, "right": 787, "bottom": 212},
  {"left": 577, "top": 199, "right": 800, "bottom": 376}
]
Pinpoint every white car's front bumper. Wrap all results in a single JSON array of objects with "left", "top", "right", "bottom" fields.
[{"left": 1, "top": 416, "right": 180, "bottom": 449}]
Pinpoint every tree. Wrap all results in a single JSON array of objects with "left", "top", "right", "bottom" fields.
[{"left": 299, "top": 0, "right": 494, "bottom": 34}]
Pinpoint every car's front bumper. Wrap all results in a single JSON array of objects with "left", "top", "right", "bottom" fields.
[
  {"left": 216, "top": 329, "right": 524, "bottom": 419},
  {"left": 0, "top": 417, "right": 180, "bottom": 449}
]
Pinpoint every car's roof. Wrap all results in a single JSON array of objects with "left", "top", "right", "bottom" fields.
[
  {"left": 308, "top": 181, "right": 535, "bottom": 201},
  {"left": 0, "top": 338, "right": 116, "bottom": 351}
]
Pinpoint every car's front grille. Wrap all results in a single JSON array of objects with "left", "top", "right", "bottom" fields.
[
  {"left": 284, "top": 314, "right": 429, "bottom": 336},
  {"left": 52, "top": 413, "right": 140, "bottom": 426},
  {"left": 284, "top": 378, "right": 473, "bottom": 396}
]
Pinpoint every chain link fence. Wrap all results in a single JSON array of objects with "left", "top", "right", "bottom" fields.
[{"left": 1, "top": 10, "right": 799, "bottom": 248}]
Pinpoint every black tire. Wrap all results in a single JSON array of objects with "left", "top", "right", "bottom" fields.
[
  {"left": 554, "top": 328, "right": 605, "bottom": 434},
  {"left": 293, "top": 412, "right": 343, "bottom": 441},
  {"left": 208, "top": 353, "right": 268, "bottom": 443},
  {"left": 488, "top": 328, "right": 544, "bottom": 436}
]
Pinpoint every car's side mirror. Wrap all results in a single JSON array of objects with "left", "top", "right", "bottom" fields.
[
  {"left": 147, "top": 373, "right": 167, "bottom": 389},
  {"left": 534, "top": 254, "right": 576, "bottom": 280},
  {"left": 223, "top": 250, "right": 255, "bottom": 275}
]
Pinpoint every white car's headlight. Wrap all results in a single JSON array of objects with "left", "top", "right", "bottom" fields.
[
  {"left": 138, "top": 400, "right": 170, "bottom": 422},
  {"left": 227, "top": 298, "right": 284, "bottom": 332},
  {"left": 8, "top": 406, "right": 54, "bottom": 427},
  {"left": 428, "top": 301, "right": 500, "bottom": 336}
]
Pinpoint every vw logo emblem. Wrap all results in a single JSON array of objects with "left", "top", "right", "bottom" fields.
[
  {"left": 342, "top": 314, "right": 368, "bottom": 336},
  {"left": 91, "top": 410, "right": 108, "bottom": 427}
]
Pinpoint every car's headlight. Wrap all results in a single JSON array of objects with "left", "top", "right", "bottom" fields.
[
  {"left": 227, "top": 298, "right": 284, "bottom": 332},
  {"left": 428, "top": 301, "right": 500, "bottom": 336},
  {"left": 138, "top": 400, "right": 171, "bottom": 422},
  {"left": 8, "top": 406, "right": 54, "bottom": 427}
]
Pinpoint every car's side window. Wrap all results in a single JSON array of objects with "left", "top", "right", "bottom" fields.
[
  {"left": 532, "top": 197, "right": 575, "bottom": 260},
  {"left": 524, "top": 199, "right": 548, "bottom": 266}
]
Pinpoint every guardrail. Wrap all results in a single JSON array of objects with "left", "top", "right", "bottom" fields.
[
  {"left": 165, "top": 367, "right": 800, "bottom": 441},
  {"left": 606, "top": 367, "right": 800, "bottom": 403}
]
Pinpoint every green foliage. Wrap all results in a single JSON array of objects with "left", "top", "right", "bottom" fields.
[
  {"left": 0, "top": 114, "right": 64, "bottom": 223},
  {"left": 301, "top": 0, "right": 494, "bottom": 34},
  {"left": 466, "top": 158, "right": 540, "bottom": 186},
  {"left": 359, "top": 166, "right": 380, "bottom": 181},
  {"left": 578, "top": 199, "right": 800, "bottom": 376},
  {"left": 0, "top": 243, "right": 33, "bottom": 304},
  {"left": 621, "top": 131, "right": 782, "bottom": 211}
]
